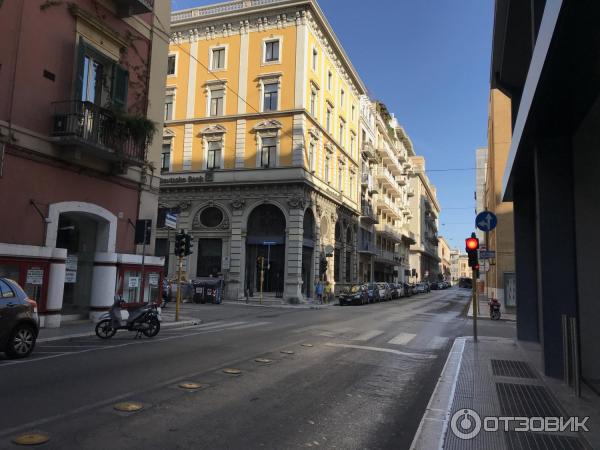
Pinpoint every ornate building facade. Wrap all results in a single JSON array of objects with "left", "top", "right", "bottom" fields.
[{"left": 158, "top": 0, "right": 368, "bottom": 301}]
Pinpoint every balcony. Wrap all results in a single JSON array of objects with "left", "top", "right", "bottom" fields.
[
  {"left": 375, "top": 248, "right": 398, "bottom": 264},
  {"left": 360, "top": 202, "right": 378, "bottom": 224},
  {"left": 376, "top": 145, "right": 402, "bottom": 173},
  {"left": 407, "top": 188, "right": 415, "bottom": 197},
  {"left": 376, "top": 195, "right": 402, "bottom": 219},
  {"left": 115, "top": 0, "right": 153, "bottom": 17},
  {"left": 361, "top": 142, "right": 377, "bottom": 161},
  {"left": 396, "top": 175, "right": 407, "bottom": 186},
  {"left": 375, "top": 223, "right": 403, "bottom": 242},
  {"left": 52, "top": 101, "right": 149, "bottom": 167},
  {"left": 401, "top": 230, "right": 416, "bottom": 245},
  {"left": 358, "top": 241, "right": 377, "bottom": 255},
  {"left": 375, "top": 167, "right": 401, "bottom": 196}
]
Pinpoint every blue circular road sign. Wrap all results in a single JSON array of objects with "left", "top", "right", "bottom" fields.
[{"left": 475, "top": 211, "right": 498, "bottom": 232}]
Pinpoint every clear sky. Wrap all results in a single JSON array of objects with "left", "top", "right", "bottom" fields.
[{"left": 171, "top": 0, "right": 494, "bottom": 251}]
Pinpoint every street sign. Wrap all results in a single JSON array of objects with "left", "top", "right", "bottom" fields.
[
  {"left": 476, "top": 211, "right": 498, "bottom": 232},
  {"left": 26, "top": 268, "right": 44, "bottom": 285},
  {"left": 479, "top": 250, "right": 496, "bottom": 259},
  {"left": 165, "top": 213, "right": 177, "bottom": 230},
  {"left": 263, "top": 241, "right": 276, "bottom": 245}
]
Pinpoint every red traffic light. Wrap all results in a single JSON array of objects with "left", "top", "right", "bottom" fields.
[{"left": 466, "top": 237, "right": 479, "bottom": 251}]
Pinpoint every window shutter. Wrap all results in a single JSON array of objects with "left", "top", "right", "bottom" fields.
[
  {"left": 112, "top": 65, "right": 129, "bottom": 111},
  {"left": 74, "top": 38, "right": 86, "bottom": 101}
]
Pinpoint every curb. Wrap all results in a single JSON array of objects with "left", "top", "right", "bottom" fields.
[
  {"left": 37, "top": 320, "right": 199, "bottom": 343},
  {"left": 409, "top": 337, "right": 466, "bottom": 450}
]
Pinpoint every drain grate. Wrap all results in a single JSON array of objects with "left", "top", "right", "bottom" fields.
[
  {"left": 492, "top": 359, "right": 537, "bottom": 379},
  {"left": 506, "top": 432, "right": 588, "bottom": 450},
  {"left": 496, "top": 383, "right": 564, "bottom": 417}
]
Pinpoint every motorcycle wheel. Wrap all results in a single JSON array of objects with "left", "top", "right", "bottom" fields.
[
  {"left": 96, "top": 319, "right": 116, "bottom": 339},
  {"left": 142, "top": 316, "right": 160, "bottom": 337},
  {"left": 491, "top": 310, "right": 501, "bottom": 320}
]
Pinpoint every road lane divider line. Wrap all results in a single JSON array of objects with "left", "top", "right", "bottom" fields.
[
  {"left": 387, "top": 332, "right": 417, "bottom": 346},
  {"left": 325, "top": 342, "right": 436, "bottom": 359},
  {"left": 352, "top": 330, "right": 384, "bottom": 341}
]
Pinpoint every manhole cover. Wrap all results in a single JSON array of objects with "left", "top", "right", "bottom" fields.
[
  {"left": 280, "top": 350, "right": 295, "bottom": 355},
  {"left": 179, "top": 382, "right": 205, "bottom": 390},
  {"left": 491, "top": 359, "right": 537, "bottom": 378},
  {"left": 113, "top": 402, "right": 143, "bottom": 412},
  {"left": 255, "top": 358, "right": 272, "bottom": 363},
  {"left": 301, "top": 344, "right": 314, "bottom": 347},
  {"left": 12, "top": 433, "right": 50, "bottom": 446},
  {"left": 223, "top": 368, "right": 242, "bottom": 375}
]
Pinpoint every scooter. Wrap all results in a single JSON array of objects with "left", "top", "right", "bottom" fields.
[
  {"left": 95, "top": 296, "right": 161, "bottom": 339},
  {"left": 489, "top": 298, "right": 501, "bottom": 320}
]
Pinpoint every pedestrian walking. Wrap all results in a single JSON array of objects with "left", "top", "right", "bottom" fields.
[
  {"left": 315, "top": 280, "right": 324, "bottom": 304},
  {"left": 324, "top": 281, "right": 333, "bottom": 304}
]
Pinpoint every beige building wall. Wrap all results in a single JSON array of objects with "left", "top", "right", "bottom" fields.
[
  {"left": 485, "top": 88, "right": 515, "bottom": 306},
  {"left": 438, "top": 236, "right": 451, "bottom": 280}
]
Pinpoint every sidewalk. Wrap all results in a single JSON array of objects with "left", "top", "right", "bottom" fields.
[
  {"left": 38, "top": 303, "right": 202, "bottom": 342},
  {"left": 222, "top": 297, "right": 338, "bottom": 310},
  {"left": 411, "top": 320, "right": 599, "bottom": 449}
]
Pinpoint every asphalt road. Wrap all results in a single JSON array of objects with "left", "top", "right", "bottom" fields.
[{"left": 0, "top": 287, "right": 472, "bottom": 450}]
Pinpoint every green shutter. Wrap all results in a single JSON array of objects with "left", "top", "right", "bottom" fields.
[
  {"left": 112, "top": 65, "right": 129, "bottom": 111},
  {"left": 74, "top": 38, "right": 86, "bottom": 101}
]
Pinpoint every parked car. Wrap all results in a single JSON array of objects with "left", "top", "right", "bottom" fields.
[
  {"left": 366, "top": 283, "right": 381, "bottom": 303},
  {"left": 0, "top": 278, "right": 39, "bottom": 359},
  {"left": 389, "top": 283, "right": 401, "bottom": 299},
  {"left": 430, "top": 282, "right": 440, "bottom": 290},
  {"left": 414, "top": 282, "right": 430, "bottom": 294},
  {"left": 376, "top": 282, "right": 392, "bottom": 301},
  {"left": 339, "top": 284, "right": 369, "bottom": 306},
  {"left": 403, "top": 283, "right": 414, "bottom": 297}
]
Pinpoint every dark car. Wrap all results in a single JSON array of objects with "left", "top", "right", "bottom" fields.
[
  {"left": 430, "top": 282, "right": 440, "bottom": 290},
  {"left": 0, "top": 278, "right": 39, "bottom": 359},
  {"left": 366, "top": 283, "right": 381, "bottom": 303},
  {"left": 339, "top": 284, "right": 369, "bottom": 306},
  {"left": 403, "top": 283, "right": 413, "bottom": 297}
]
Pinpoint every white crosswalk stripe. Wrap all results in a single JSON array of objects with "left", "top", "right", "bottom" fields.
[
  {"left": 426, "top": 336, "right": 449, "bottom": 350},
  {"left": 352, "top": 330, "right": 384, "bottom": 341},
  {"left": 388, "top": 332, "right": 417, "bottom": 346}
]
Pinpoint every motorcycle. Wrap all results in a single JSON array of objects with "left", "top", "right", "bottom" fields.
[
  {"left": 95, "top": 296, "right": 161, "bottom": 339},
  {"left": 489, "top": 298, "right": 501, "bottom": 320}
]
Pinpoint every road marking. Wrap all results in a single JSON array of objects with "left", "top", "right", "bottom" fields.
[
  {"left": 352, "top": 330, "right": 384, "bottom": 341},
  {"left": 426, "top": 336, "right": 449, "bottom": 350},
  {"left": 325, "top": 342, "right": 436, "bottom": 359},
  {"left": 221, "top": 322, "right": 270, "bottom": 330},
  {"left": 387, "top": 332, "right": 417, "bottom": 346}
]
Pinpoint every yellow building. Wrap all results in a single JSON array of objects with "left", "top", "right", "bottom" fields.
[
  {"left": 485, "top": 89, "right": 516, "bottom": 309},
  {"left": 158, "top": 0, "right": 367, "bottom": 302}
]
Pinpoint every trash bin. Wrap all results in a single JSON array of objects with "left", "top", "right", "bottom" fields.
[{"left": 192, "top": 279, "right": 223, "bottom": 304}]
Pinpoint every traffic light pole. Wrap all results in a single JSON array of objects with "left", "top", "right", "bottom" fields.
[
  {"left": 472, "top": 267, "right": 478, "bottom": 342},
  {"left": 176, "top": 255, "right": 182, "bottom": 322}
]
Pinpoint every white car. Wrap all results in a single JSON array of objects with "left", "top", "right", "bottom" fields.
[{"left": 414, "top": 283, "right": 429, "bottom": 294}]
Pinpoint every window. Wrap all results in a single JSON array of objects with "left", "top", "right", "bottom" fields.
[
  {"left": 260, "top": 136, "right": 276, "bottom": 168},
  {"left": 167, "top": 55, "right": 176, "bottom": 75},
  {"left": 339, "top": 121, "right": 345, "bottom": 145},
  {"left": 350, "top": 133, "right": 355, "bottom": 154},
  {"left": 207, "top": 141, "right": 221, "bottom": 169},
  {"left": 210, "top": 89, "right": 224, "bottom": 116},
  {"left": 164, "top": 94, "right": 174, "bottom": 121},
  {"left": 263, "top": 82, "right": 278, "bottom": 111},
  {"left": 327, "top": 71, "right": 332, "bottom": 90},
  {"left": 161, "top": 142, "right": 171, "bottom": 172},
  {"left": 81, "top": 55, "right": 103, "bottom": 104},
  {"left": 310, "top": 90, "right": 317, "bottom": 116},
  {"left": 349, "top": 175, "right": 354, "bottom": 198},
  {"left": 308, "top": 142, "right": 315, "bottom": 171},
  {"left": 326, "top": 107, "right": 331, "bottom": 133},
  {"left": 312, "top": 48, "right": 318, "bottom": 71},
  {"left": 211, "top": 48, "right": 226, "bottom": 70},
  {"left": 351, "top": 104, "right": 355, "bottom": 120},
  {"left": 265, "top": 40, "right": 280, "bottom": 62},
  {"left": 340, "top": 89, "right": 345, "bottom": 107},
  {"left": 325, "top": 157, "right": 330, "bottom": 183},
  {"left": 0, "top": 279, "right": 15, "bottom": 298},
  {"left": 338, "top": 166, "right": 343, "bottom": 191}
]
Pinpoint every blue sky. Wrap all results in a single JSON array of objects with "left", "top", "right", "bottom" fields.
[{"left": 171, "top": 0, "right": 494, "bottom": 250}]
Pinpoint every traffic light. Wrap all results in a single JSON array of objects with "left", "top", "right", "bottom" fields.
[
  {"left": 184, "top": 234, "right": 194, "bottom": 256},
  {"left": 174, "top": 231, "right": 185, "bottom": 257},
  {"left": 319, "top": 256, "right": 328, "bottom": 276},
  {"left": 465, "top": 233, "right": 479, "bottom": 269}
]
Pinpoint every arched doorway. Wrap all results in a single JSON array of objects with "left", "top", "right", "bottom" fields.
[
  {"left": 301, "top": 209, "right": 315, "bottom": 297},
  {"left": 245, "top": 204, "right": 286, "bottom": 295}
]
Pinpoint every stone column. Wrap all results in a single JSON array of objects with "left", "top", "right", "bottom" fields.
[
  {"left": 284, "top": 206, "right": 304, "bottom": 303},
  {"left": 43, "top": 248, "right": 67, "bottom": 328},
  {"left": 227, "top": 200, "right": 245, "bottom": 300},
  {"left": 90, "top": 252, "right": 118, "bottom": 322}
]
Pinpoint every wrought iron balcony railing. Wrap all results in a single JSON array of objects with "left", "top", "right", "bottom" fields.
[
  {"left": 115, "top": 0, "right": 153, "bottom": 17},
  {"left": 52, "top": 101, "right": 149, "bottom": 166}
]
